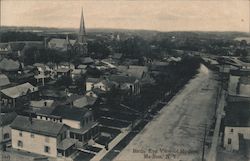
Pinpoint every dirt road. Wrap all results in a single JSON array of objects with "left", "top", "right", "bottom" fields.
[{"left": 114, "top": 65, "right": 218, "bottom": 161}]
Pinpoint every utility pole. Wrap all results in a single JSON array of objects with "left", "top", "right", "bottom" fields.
[{"left": 201, "top": 123, "right": 207, "bottom": 161}]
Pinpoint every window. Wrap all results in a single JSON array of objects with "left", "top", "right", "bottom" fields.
[
  {"left": 228, "top": 138, "right": 232, "bottom": 145},
  {"left": 44, "top": 146, "right": 50, "bottom": 153},
  {"left": 31, "top": 133, "right": 35, "bottom": 138},
  {"left": 3, "top": 133, "right": 10, "bottom": 139},
  {"left": 45, "top": 137, "right": 50, "bottom": 143},
  {"left": 230, "top": 129, "right": 234, "bottom": 133},
  {"left": 17, "top": 140, "right": 23, "bottom": 148},
  {"left": 19, "top": 131, "right": 23, "bottom": 137}
]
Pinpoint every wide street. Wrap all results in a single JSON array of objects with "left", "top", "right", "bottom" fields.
[{"left": 114, "top": 65, "right": 219, "bottom": 161}]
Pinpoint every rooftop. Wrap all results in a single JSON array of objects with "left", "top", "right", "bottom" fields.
[
  {"left": 57, "top": 138, "right": 76, "bottom": 150},
  {"left": 109, "top": 75, "right": 138, "bottom": 84},
  {"left": 51, "top": 106, "right": 91, "bottom": 121},
  {"left": 224, "top": 101, "right": 250, "bottom": 127},
  {"left": 1, "top": 82, "right": 38, "bottom": 99},
  {"left": 11, "top": 115, "right": 67, "bottom": 137},
  {"left": 0, "top": 58, "right": 20, "bottom": 72},
  {"left": 0, "top": 74, "right": 10, "bottom": 87}
]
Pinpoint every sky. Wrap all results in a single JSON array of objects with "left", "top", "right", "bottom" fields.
[{"left": 1, "top": 0, "right": 250, "bottom": 32}]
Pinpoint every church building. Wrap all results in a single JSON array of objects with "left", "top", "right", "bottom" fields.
[{"left": 47, "top": 8, "right": 88, "bottom": 58}]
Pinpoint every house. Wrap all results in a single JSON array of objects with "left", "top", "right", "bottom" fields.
[
  {"left": 77, "top": 64, "right": 87, "bottom": 70},
  {"left": 86, "top": 78, "right": 113, "bottom": 92},
  {"left": 49, "top": 106, "right": 100, "bottom": 148},
  {"left": 33, "top": 63, "right": 53, "bottom": 86},
  {"left": 57, "top": 62, "right": 75, "bottom": 70},
  {"left": 0, "top": 112, "right": 17, "bottom": 145},
  {"left": 228, "top": 75, "right": 250, "bottom": 102},
  {"left": 56, "top": 68, "right": 71, "bottom": 78},
  {"left": 85, "top": 90, "right": 98, "bottom": 98},
  {"left": 10, "top": 115, "right": 74, "bottom": 158},
  {"left": 108, "top": 75, "right": 140, "bottom": 95},
  {"left": 0, "top": 58, "right": 21, "bottom": 72},
  {"left": 0, "top": 74, "right": 10, "bottom": 88},
  {"left": 223, "top": 101, "right": 250, "bottom": 152},
  {"left": 1, "top": 83, "right": 38, "bottom": 108},
  {"left": 47, "top": 38, "right": 76, "bottom": 51},
  {"left": 117, "top": 65, "right": 148, "bottom": 80},
  {"left": 80, "top": 57, "right": 94, "bottom": 65},
  {"left": 0, "top": 43, "right": 10, "bottom": 57},
  {"left": 86, "top": 78, "right": 101, "bottom": 91},
  {"left": 73, "top": 96, "right": 97, "bottom": 108},
  {"left": 71, "top": 69, "right": 86, "bottom": 84}
]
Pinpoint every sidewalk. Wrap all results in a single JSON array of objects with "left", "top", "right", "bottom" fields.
[{"left": 207, "top": 89, "right": 226, "bottom": 161}]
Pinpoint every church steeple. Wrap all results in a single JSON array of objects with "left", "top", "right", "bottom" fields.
[
  {"left": 77, "top": 7, "right": 88, "bottom": 56},
  {"left": 78, "top": 8, "right": 87, "bottom": 43}
]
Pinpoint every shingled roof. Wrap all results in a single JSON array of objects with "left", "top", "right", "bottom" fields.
[
  {"left": 10, "top": 115, "right": 67, "bottom": 137},
  {"left": 1, "top": 83, "right": 38, "bottom": 99},
  {"left": 0, "top": 58, "right": 20, "bottom": 72},
  {"left": 51, "top": 106, "right": 91, "bottom": 121}
]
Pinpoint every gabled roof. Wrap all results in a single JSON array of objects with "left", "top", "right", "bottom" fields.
[
  {"left": 0, "top": 58, "right": 20, "bottom": 72},
  {"left": 80, "top": 57, "right": 94, "bottom": 64},
  {"left": 1, "top": 83, "right": 38, "bottom": 99},
  {"left": 73, "top": 96, "right": 97, "bottom": 108},
  {"left": 57, "top": 138, "right": 76, "bottom": 150},
  {"left": 56, "top": 68, "right": 71, "bottom": 73},
  {"left": 49, "top": 38, "right": 76, "bottom": 48},
  {"left": 0, "top": 74, "right": 10, "bottom": 87},
  {"left": 117, "top": 65, "right": 148, "bottom": 79},
  {"left": 86, "top": 78, "right": 101, "bottom": 83},
  {"left": 51, "top": 106, "right": 91, "bottom": 121},
  {"left": 10, "top": 115, "right": 67, "bottom": 137},
  {"left": 77, "top": 64, "right": 87, "bottom": 69}
]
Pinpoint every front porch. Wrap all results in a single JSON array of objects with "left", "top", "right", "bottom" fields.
[{"left": 57, "top": 138, "right": 76, "bottom": 157}]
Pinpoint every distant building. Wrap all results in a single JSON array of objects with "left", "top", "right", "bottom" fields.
[
  {"left": 47, "top": 38, "right": 76, "bottom": 51},
  {"left": 1, "top": 83, "right": 38, "bottom": 108},
  {"left": 108, "top": 75, "right": 140, "bottom": 95},
  {"left": 46, "top": 9, "right": 88, "bottom": 58}
]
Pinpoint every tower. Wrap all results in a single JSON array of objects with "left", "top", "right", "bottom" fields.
[{"left": 76, "top": 8, "right": 88, "bottom": 56}]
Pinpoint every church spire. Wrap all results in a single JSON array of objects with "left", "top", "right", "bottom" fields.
[
  {"left": 78, "top": 7, "right": 87, "bottom": 44},
  {"left": 76, "top": 7, "right": 88, "bottom": 56}
]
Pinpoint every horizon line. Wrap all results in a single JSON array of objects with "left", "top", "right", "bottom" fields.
[{"left": 1, "top": 25, "right": 250, "bottom": 34}]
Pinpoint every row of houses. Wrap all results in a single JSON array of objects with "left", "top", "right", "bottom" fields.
[{"left": 220, "top": 60, "right": 250, "bottom": 157}]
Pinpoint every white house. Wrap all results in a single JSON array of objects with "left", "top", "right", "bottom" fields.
[
  {"left": 10, "top": 115, "right": 75, "bottom": 158},
  {"left": 34, "top": 105, "right": 100, "bottom": 148},
  {"left": 223, "top": 101, "right": 250, "bottom": 151}
]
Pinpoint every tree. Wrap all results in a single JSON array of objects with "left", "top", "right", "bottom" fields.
[{"left": 56, "top": 75, "right": 72, "bottom": 87}]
